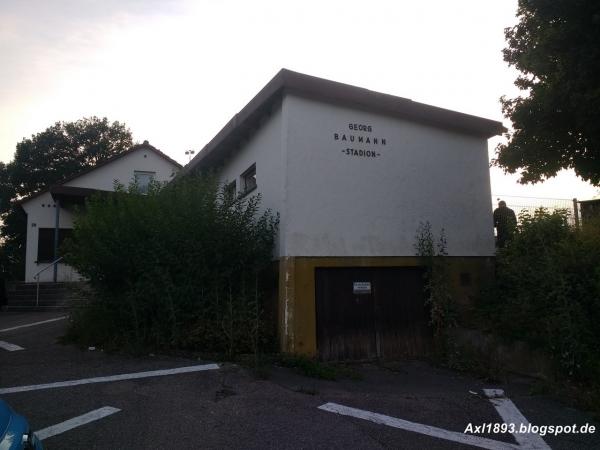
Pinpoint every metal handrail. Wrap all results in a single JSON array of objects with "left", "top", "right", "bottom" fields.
[{"left": 33, "top": 257, "right": 64, "bottom": 307}]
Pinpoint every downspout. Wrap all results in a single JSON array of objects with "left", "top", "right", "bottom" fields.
[{"left": 53, "top": 198, "right": 60, "bottom": 282}]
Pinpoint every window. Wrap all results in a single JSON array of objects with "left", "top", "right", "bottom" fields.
[
  {"left": 134, "top": 171, "right": 156, "bottom": 194},
  {"left": 241, "top": 164, "right": 257, "bottom": 195},
  {"left": 225, "top": 180, "right": 237, "bottom": 201},
  {"left": 37, "top": 228, "right": 72, "bottom": 263}
]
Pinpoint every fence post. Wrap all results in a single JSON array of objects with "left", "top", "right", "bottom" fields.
[{"left": 573, "top": 198, "right": 580, "bottom": 228}]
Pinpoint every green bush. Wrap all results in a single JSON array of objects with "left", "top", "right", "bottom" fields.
[
  {"left": 64, "top": 174, "right": 279, "bottom": 356},
  {"left": 276, "top": 354, "right": 362, "bottom": 381},
  {"left": 277, "top": 354, "right": 338, "bottom": 380},
  {"left": 483, "top": 208, "right": 600, "bottom": 382},
  {"left": 414, "top": 221, "right": 456, "bottom": 340}
]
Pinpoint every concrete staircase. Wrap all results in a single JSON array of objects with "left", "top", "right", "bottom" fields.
[{"left": 4, "top": 282, "right": 88, "bottom": 311}]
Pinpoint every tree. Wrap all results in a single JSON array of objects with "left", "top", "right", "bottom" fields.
[
  {"left": 494, "top": 0, "right": 600, "bottom": 185},
  {"left": 0, "top": 117, "right": 133, "bottom": 279}
]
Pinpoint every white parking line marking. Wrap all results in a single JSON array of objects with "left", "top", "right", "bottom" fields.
[
  {"left": 0, "top": 340, "right": 24, "bottom": 351},
  {"left": 483, "top": 389, "right": 551, "bottom": 450},
  {"left": 0, "top": 316, "right": 68, "bottom": 333},
  {"left": 318, "top": 402, "right": 519, "bottom": 450},
  {"left": 0, "top": 363, "right": 220, "bottom": 394},
  {"left": 35, "top": 406, "right": 120, "bottom": 441}
]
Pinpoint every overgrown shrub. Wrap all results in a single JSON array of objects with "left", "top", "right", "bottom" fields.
[
  {"left": 414, "top": 221, "right": 457, "bottom": 339},
  {"left": 482, "top": 208, "right": 600, "bottom": 383},
  {"left": 64, "top": 174, "right": 279, "bottom": 356}
]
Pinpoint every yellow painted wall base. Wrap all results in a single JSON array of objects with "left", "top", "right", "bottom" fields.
[{"left": 277, "top": 256, "right": 495, "bottom": 357}]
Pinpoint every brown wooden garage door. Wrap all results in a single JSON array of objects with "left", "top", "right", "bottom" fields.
[{"left": 315, "top": 266, "right": 431, "bottom": 361}]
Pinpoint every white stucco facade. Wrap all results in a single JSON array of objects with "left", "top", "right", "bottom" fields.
[
  {"left": 215, "top": 94, "right": 495, "bottom": 259},
  {"left": 22, "top": 191, "right": 80, "bottom": 282},
  {"left": 63, "top": 148, "right": 178, "bottom": 191},
  {"left": 281, "top": 95, "right": 495, "bottom": 257},
  {"left": 21, "top": 144, "right": 180, "bottom": 282},
  {"left": 218, "top": 108, "right": 285, "bottom": 255}
]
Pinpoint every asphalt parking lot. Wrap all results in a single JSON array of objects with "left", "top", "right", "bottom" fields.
[{"left": 1, "top": 311, "right": 599, "bottom": 449}]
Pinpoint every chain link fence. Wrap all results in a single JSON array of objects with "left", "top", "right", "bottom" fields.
[{"left": 491, "top": 195, "right": 580, "bottom": 226}]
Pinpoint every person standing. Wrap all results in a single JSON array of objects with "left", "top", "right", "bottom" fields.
[{"left": 493, "top": 200, "right": 517, "bottom": 248}]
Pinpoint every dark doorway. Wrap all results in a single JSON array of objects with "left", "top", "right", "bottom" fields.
[{"left": 315, "top": 266, "right": 431, "bottom": 360}]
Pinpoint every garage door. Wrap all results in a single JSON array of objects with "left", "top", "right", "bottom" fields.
[{"left": 315, "top": 267, "right": 431, "bottom": 360}]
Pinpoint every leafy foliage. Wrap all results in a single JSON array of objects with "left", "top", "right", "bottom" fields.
[
  {"left": 414, "top": 222, "right": 456, "bottom": 339},
  {"left": 9, "top": 117, "right": 133, "bottom": 198},
  {"left": 0, "top": 117, "right": 133, "bottom": 279},
  {"left": 483, "top": 208, "right": 600, "bottom": 382},
  {"left": 0, "top": 162, "right": 12, "bottom": 214},
  {"left": 276, "top": 354, "right": 362, "bottom": 381},
  {"left": 495, "top": 0, "right": 600, "bottom": 185},
  {"left": 64, "top": 174, "right": 279, "bottom": 356},
  {"left": 277, "top": 354, "right": 338, "bottom": 381}
]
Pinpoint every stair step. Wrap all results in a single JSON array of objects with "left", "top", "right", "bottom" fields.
[
  {"left": 4, "top": 300, "right": 86, "bottom": 311},
  {"left": 7, "top": 302, "right": 73, "bottom": 307},
  {"left": 4, "top": 305, "right": 71, "bottom": 311},
  {"left": 5, "top": 296, "right": 78, "bottom": 301},
  {"left": 9, "top": 284, "right": 69, "bottom": 289},
  {"left": 8, "top": 293, "right": 80, "bottom": 298},
  {"left": 4, "top": 282, "right": 89, "bottom": 311}
]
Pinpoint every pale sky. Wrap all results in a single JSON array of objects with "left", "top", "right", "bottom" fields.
[{"left": 1, "top": 0, "right": 598, "bottom": 202}]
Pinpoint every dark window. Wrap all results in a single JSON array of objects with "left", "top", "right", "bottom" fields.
[
  {"left": 225, "top": 180, "right": 236, "bottom": 201},
  {"left": 459, "top": 272, "right": 472, "bottom": 287},
  {"left": 241, "top": 164, "right": 257, "bottom": 195},
  {"left": 37, "top": 228, "right": 73, "bottom": 263}
]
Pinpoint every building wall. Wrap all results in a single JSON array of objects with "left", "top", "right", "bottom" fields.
[
  {"left": 22, "top": 192, "right": 78, "bottom": 282},
  {"left": 282, "top": 95, "right": 495, "bottom": 258},
  {"left": 278, "top": 255, "right": 495, "bottom": 356},
  {"left": 211, "top": 95, "right": 497, "bottom": 356},
  {"left": 21, "top": 148, "right": 180, "bottom": 282},
  {"left": 64, "top": 149, "right": 178, "bottom": 191},
  {"left": 217, "top": 105, "right": 285, "bottom": 255}
]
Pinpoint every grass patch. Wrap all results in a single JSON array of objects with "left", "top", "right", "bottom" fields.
[
  {"left": 278, "top": 354, "right": 337, "bottom": 380},
  {"left": 276, "top": 354, "right": 362, "bottom": 381},
  {"left": 441, "top": 342, "right": 507, "bottom": 384}
]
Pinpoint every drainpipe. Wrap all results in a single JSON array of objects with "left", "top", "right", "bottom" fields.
[{"left": 53, "top": 198, "right": 60, "bottom": 282}]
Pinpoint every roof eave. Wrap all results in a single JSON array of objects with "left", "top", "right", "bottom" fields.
[
  {"left": 183, "top": 69, "right": 505, "bottom": 174},
  {"left": 16, "top": 142, "right": 181, "bottom": 207}
]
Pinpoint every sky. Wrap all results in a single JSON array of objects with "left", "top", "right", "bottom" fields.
[{"left": 1, "top": 0, "right": 598, "bottom": 203}]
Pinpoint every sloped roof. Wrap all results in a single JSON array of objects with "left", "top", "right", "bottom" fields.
[
  {"left": 182, "top": 69, "right": 506, "bottom": 174},
  {"left": 17, "top": 141, "right": 181, "bottom": 206}
]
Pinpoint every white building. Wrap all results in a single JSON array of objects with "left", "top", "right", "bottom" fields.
[
  {"left": 20, "top": 141, "right": 181, "bottom": 283},
  {"left": 184, "top": 69, "right": 504, "bottom": 359}
]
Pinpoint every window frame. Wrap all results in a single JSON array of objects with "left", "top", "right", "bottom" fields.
[
  {"left": 224, "top": 180, "right": 237, "bottom": 201},
  {"left": 240, "top": 164, "right": 257, "bottom": 196},
  {"left": 134, "top": 170, "right": 156, "bottom": 194},
  {"left": 36, "top": 228, "right": 73, "bottom": 263}
]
